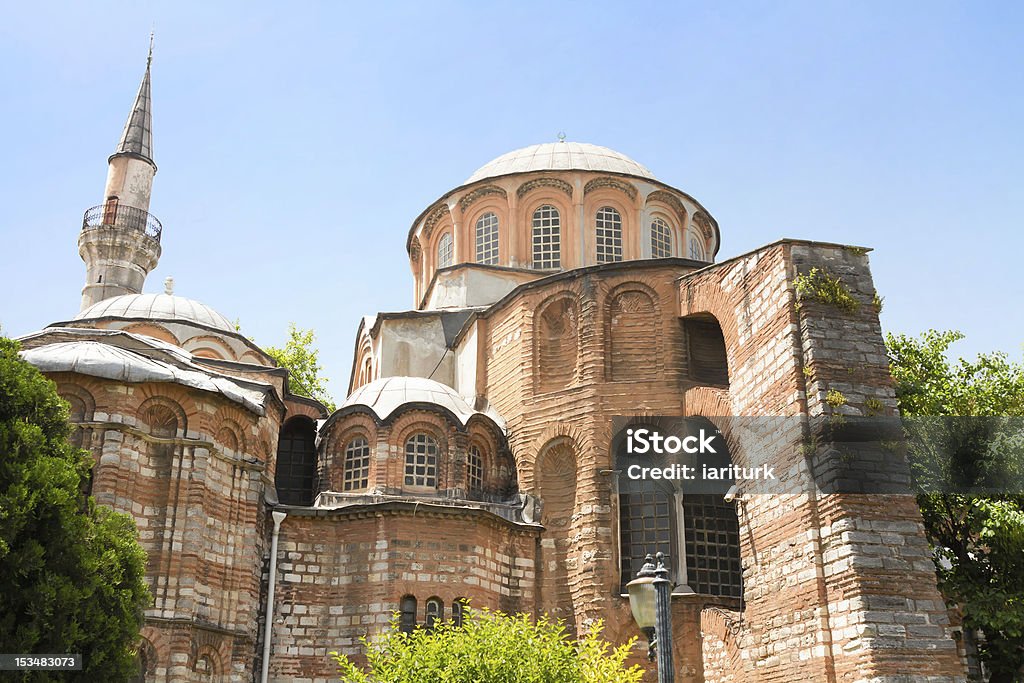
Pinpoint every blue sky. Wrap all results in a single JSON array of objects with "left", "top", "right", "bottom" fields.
[{"left": 1, "top": 1, "right": 1021, "bottom": 400}]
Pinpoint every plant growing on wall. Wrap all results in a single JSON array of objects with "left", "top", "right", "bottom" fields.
[{"left": 794, "top": 267, "right": 860, "bottom": 313}]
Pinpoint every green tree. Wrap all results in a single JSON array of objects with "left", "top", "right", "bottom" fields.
[
  {"left": 265, "top": 323, "right": 336, "bottom": 411},
  {"left": 330, "top": 608, "right": 643, "bottom": 683},
  {"left": 887, "top": 330, "right": 1024, "bottom": 682},
  {"left": 0, "top": 337, "right": 150, "bottom": 681}
]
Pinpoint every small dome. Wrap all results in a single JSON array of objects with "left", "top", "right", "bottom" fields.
[
  {"left": 465, "top": 142, "right": 656, "bottom": 185},
  {"left": 340, "top": 376, "right": 505, "bottom": 431},
  {"left": 74, "top": 293, "right": 235, "bottom": 333}
]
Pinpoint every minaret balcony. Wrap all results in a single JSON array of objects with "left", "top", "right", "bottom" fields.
[{"left": 82, "top": 203, "right": 162, "bottom": 243}]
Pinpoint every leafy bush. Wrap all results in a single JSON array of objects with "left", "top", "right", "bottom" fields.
[{"left": 330, "top": 608, "right": 643, "bottom": 683}]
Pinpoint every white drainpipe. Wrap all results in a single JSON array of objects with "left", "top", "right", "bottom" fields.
[{"left": 260, "top": 511, "right": 287, "bottom": 683}]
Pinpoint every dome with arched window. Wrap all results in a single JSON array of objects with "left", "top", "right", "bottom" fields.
[{"left": 406, "top": 141, "right": 721, "bottom": 310}]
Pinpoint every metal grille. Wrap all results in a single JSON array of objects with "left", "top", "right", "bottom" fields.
[
  {"left": 82, "top": 202, "right": 162, "bottom": 242},
  {"left": 276, "top": 418, "right": 317, "bottom": 506},
  {"left": 475, "top": 212, "right": 499, "bottom": 265},
  {"left": 689, "top": 233, "right": 707, "bottom": 261},
  {"left": 342, "top": 437, "right": 371, "bottom": 491},
  {"left": 683, "top": 494, "right": 743, "bottom": 597},
  {"left": 437, "top": 232, "right": 453, "bottom": 269},
  {"left": 651, "top": 217, "right": 673, "bottom": 258},
  {"left": 404, "top": 433, "right": 438, "bottom": 487},
  {"left": 467, "top": 445, "right": 484, "bottom": 493},
  {"left": 532, "top": 205, "right": 561, "bottom": 269},
  {"left": 618, "top": 490, "right": 675, "bottom": 593},
  {"left": 596, "top": 206, "right": 623, "bottom": 263}
]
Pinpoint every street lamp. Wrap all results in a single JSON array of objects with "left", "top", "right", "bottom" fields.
[{"left": 626, "top": 552, "right": 674, "bottom": 683}]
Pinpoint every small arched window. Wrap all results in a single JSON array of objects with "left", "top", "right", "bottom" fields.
[
  {"left": 651, "top": 217, "right": 673, "bottom": 258},
  {"left": 452, "top": 597, "right": 468, "bottom": 627},
  {"left": 531, "top": 205, "right": 561, "bottom": 269},
  {"left": 425, "top": 597, "right": 443, "bottom": 629},
  {"left": 595, "top": 206, "right": 623, "bottom": 263},
  {"left": 399, "top": 595, "right": 417, "bottom": 633},
  {"left": 689, "top": 233, "right": 707, "bottom": 261},
  {"left": 343, "top": 437, "right": 371, "bottom": 491},
  {"left": 404, "top": 433, "right": 439, "bottom": 488},
  {"left": 475, "top": 212, "right": 499, "bottom": 265},
  {"left": 437, "top": 232, "right": 453, "bottom": 269},
  {"left": 467, "top": 445, "right": 484, "bottom": 494}
]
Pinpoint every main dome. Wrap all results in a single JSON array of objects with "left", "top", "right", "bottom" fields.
[
  {"left": 464, "top": 142, "right": 656, "bottom": 185},
  {"left": 73, "top": 293, "right": 235, "bottom": 333}
]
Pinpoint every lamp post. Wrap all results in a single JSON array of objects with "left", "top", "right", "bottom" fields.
[{"left": 626, "top": 552, "right": 674, "bottom": 683}]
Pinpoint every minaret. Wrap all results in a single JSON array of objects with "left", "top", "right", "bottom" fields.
[{"left": 78, "top": 37, "right": 162, "bottom": 310}]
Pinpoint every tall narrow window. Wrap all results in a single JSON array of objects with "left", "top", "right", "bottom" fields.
[
  {"left": 399, "top": 595, "right": 417, "bottom": 633},
  {"left": 689, "top": 233, "right": 707, "bottom": 261},
  {"left": 595, "top": 207, "right": 623, "bottom": 263},
  {"left": 475, "top": 212, "right": 499, "bottom": 265},
  {"left": 651, "top": 217, "right": 673, "bottom": 258},
  {"left": 437, "top": 232, "right": 453, "bottom": 269},
  {"left": 404, "top": 433, "right": 439, "bottom": 488},
  {"left": 343, "top": 437, "right": 371, "bottom": 491},
  {"left": 467, "top": 445, "right": 484, "bottom": 494},
  {"left": 276, "top": 417, "right": 317, "bottom": 506},
  {"left": 425, "top": 597, "right": 443, "bottom": 629},
  {"left": 531, "top": 205, "right": 561, "bottom": 269},
  {"left": 618, "top": 489, "right": 676, "bottom": 593},
  {"left": 452, "top": 598, "right": 467, "bottom": 627},
  {"left": 683, "top": 495, "right": 743, "bottom": 597}
]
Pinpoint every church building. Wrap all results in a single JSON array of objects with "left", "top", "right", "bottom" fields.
[{"left": 17, "top": 54, "right": 971, "bottom": 682}]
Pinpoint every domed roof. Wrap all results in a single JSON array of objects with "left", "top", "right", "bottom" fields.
[
  {"left": 74, "top": 293, "right": 235, "bottom": 333},
  {"left": 465, "top": 142, "right": 656, "bottom": 185},
  {"left": 340, "top": 376, "right": 506, "bottom": 431}
]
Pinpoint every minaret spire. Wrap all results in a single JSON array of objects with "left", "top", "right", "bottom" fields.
[
  {"left": 78, "top": 40, "right": 163, "bottom": 311},
  {"left": 111, "top": 35, "right": 155, "bottom": 168}
]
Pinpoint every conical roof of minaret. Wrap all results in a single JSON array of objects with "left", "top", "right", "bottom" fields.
[{"left": 111, "top": 48, "right": 154, "bottom": 167}]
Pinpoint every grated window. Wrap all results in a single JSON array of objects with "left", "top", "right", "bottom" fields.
[
  {"left": 531, "top": 205, "right": 561, "bottom": 269},
  {"left": 404, "top": 433, "right": 439, "bottom": 488},
  {"left": 342, "top": 437, "right": 371, "bottom": 491},
  {"left": 651, "top": 217, "right": 673, "bottom": 258},
  {"left": 596, "top": 206, "right": 623, "bottom": 263},
  {"left": 475, "top": 212, "right": 499, "bottom": 265},
  {"left": 437, "top": 232, "right": 453, "bottom": 269}
]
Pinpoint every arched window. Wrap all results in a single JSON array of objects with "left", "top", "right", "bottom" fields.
[
  {"left": 595, "top": 206, "right": 623, "bottom": 263},
  {"left": 425, "top": 597, "right": 443, "bottom": 629},
  {"left": 651, "top": 217, "right": 673, "bottom": 258},
  {"left": 437, "top": 232, "right": 453, "bottom": 269},
  {"left": 689, "top": 233, "right": 707, "bottom": 261},
  {"left": 531, "top": 205, "right": 561, "bottom": 269},
  {"left": 399, "top": 595, "right": 417, "bottom": 633},
  {"left": 404, "top": 434, "right": 439, "bottom": 488},
  {"left": 276, "top": 417, "right": 317, "bottom": 506},
  {"left": 343, "top": 437, "right": 371, "bottom": 491},
  {"left": 617, "top": 421, "right": 741, "bottom": 597},
  {"left": 475, "top": 212, "right": 499, "bottom": 265},
  {"left": 452, "top": 598, "right": 467, "bottom": 627},
  {"left": 467, "top": 445, "right": 484, "bottom": 494}
]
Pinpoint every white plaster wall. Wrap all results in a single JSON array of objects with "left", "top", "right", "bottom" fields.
[{"left": 454, "top": 322, "right": 478, "bottom": 401}]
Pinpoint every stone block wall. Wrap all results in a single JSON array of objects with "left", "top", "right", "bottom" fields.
[{"left": 264, "top": 506, "right": 539, "bottom": 683}]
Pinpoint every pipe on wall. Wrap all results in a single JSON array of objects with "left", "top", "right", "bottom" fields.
[{"left": 260, "top": 510, "right": 287, "bottom": 683}]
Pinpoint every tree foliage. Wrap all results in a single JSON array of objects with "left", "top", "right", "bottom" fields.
[
  {"left": 330, "top": 609, "right": 643, "bottom": 683},
  {"left": 265, "top": 323, "right": 336, "bottom": 411},
  {"left": 887, "top": 330, "right": 1024, "bottom": 681},
  {"left": 0, "top": 337, "right": 150, "bottom": 681}
]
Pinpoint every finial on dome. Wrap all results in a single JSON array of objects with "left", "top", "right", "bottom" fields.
[
  {"left": 557, "top": 131, "right": 566, "bottom": 142},
  {"left": 164, "top": 276, "right": 174, "bottom": 295}
]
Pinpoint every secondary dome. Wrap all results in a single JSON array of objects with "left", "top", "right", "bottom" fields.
[
  {"left": 340, "top": 376, "right": 506, "bottom": 431},
  {"left": 74, "top": 293, "right": 235, "bottom": 333},
  {"left": 465, "top": 142, "right": 656, "bottom": 185}
]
